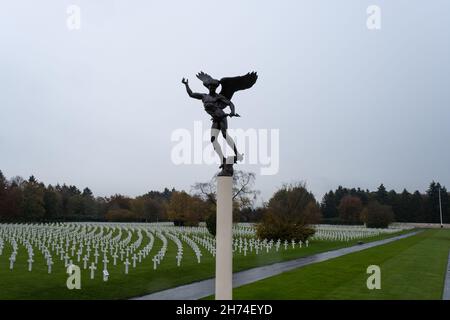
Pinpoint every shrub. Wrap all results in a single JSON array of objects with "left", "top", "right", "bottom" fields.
[
  {"left": 256, "top": 212, "right": 315, "bottom": 242},
  {"left": 256, "top": 183, "right": 319, "bottom": 241},
  {"left": 361, "top": 201, "right": 394, "bottom": 228},
  {"left": 205, "top": 212, "right": 216, "bottom": 236},
  {"left": 265, "top": 183, "right": 322, "bottom": 224}
]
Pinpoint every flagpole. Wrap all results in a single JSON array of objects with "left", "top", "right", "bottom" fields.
[{"left": 439, "top": 187, "right": 443, "bottom": 228}]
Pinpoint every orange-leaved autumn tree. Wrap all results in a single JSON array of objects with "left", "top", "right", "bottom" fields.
[
  {"left": 338, "top": 195, "right": 363, "bottom": 224},
  {"left": 167, "top": 191, "right": 210, "bottom": 226}
]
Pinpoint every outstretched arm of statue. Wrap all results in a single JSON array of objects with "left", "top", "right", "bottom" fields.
[
  {"left": 228, "top": 101, "right": 236, "bottom": 116},
  {"left": 182, "top": 78, "right": 203, "bottom": 100},
  {"left": 220, "top": 95, "right": 239, "bottom": 117}
]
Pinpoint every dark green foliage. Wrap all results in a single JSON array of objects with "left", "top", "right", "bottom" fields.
[
  {"left": 411, "top": 191, "right": 425, "bottom": 222},
  {"left": 320, "top": 191, "right": 338, "bottom": 219},
  {"left": 393, "top": 189, "right": 412, "bottom": 222},
  {"left": 376, "top": 184, "right": 389, "bottom": 204},
  {"left": 43, "top": 187, "right": 61, "bottom": 219},
  {"left": 205, "top": 212, "right": 216, "bottom": 236},
  {"left": 265, "top": 183, "right": 321, "bottom": 224},
  {"left": 257, "top": 213, "right": 315, "bottom": 242},
  {"left": 239, "top": 207, "right": 265, "bottom": 223},
  {"left": 21, "top": 176, "right": 45, "bottom": 219},
  {"left": 256, "top": 183, "right": 319, "bottom": 241},
  {"left": 425, "top": 182, "right": 448, "bottom": 224},
  {"left": 321, "top": 187, "right": 369, "bottom": 221},
  {"left": 361, "top": 201, "right": 394, "bottom": 228},
  {"left": 321, "top": 182, "right": 449, "bottom": 224}
]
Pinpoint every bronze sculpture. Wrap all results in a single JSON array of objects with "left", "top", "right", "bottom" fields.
[{"left": 182, "top": 72, "right": 258, "bottom": 176}]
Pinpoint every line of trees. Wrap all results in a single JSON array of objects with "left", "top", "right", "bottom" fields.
[
  {"left": 321, "top": 182, "right": 449, "bottom": 225},
  {"left": 0, "top": 170, "right": 174, "bottom": 222},
  {"left": 0, "top": 170, "right": 261, "bottom": 224},
  {"left": 1, "top": 169, "right": 448, "bottom": 226}
]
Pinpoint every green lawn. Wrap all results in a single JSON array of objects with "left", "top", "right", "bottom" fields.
[
  {"left": 231, "top": 229, "right": 450, "bottom": 300},
  {"left": 0, "top": 230, "right": 409, "bottom": 299}
]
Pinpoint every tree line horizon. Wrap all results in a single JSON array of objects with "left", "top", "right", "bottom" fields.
[{"left": 0, "top": 169, "right": 448, "bottom": 225}]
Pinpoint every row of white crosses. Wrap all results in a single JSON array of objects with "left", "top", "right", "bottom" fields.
[
  {"left": 191, "top": 234, "right": 216, "bottom": 257},
  {"left": 180, "top": 234, "right": 202, "bottom": 263},
  {"left": 0, "top": 223, "right": 145, "bottom": 278},
  {"left": 9, "top": 238, "right": 18, "bottom": 270},
  {"left": 172, "top": 226, "right": 309, "bottom": 258},
  {"left": 230, "top": 237, "right": 310, "bottom": 256},
  {"left": 311, "top": 224, "right": 404, "bottom": 242},
  {"left": 166, "top": 232, "right": 184, "bottom": 267},
  {"left": 0, "top": 222, "right": 324, "bottom": 280},
  {"left": 152, "top": 225, "right": 311, "bottom": 259},
  {"left": 150, "top": 231, "right": 168, "bottom": 270}
]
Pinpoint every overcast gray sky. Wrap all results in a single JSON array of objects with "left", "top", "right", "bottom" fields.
[{"left": 1, "top": 0, "right": 449, "bottom": 203}]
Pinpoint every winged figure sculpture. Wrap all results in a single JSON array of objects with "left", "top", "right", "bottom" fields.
[{"left": 182, "top": 71, "right": 258, "bottom": 176}]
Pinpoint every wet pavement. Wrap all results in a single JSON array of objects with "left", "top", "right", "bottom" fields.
[
  {"left": 443, "top": 251, "right": 450, "bottom": 300},
  {"left": 132, "top": 231, "right": 420, "bottom": 300}
]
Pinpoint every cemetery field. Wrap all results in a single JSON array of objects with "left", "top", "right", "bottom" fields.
[
  {"left": 231, "top": 229, "right": 450, "bottom": 300},
  {"left": 0, "top": 223, "right": 411, "bottom": 300}
]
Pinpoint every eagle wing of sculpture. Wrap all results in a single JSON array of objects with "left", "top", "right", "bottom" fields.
[
  {"left": 196, "top": 71, "right": 216, "bottom": 84},
  {"left": 219, "top": 72, "right": 258, "bottom": 101}
]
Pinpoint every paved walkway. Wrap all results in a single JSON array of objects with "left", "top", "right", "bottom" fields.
[
  {"left": 133, "top": 231, "right": 420, "bottom": 300},
  {"left": 443, "top": 250, "right": 450, "bottom": 300}
]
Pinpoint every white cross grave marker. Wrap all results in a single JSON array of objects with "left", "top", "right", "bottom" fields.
[
  {"left": 28, "top": 257, "right": 34, "bottom": 272},
  {"left": 83, "top": 255, "right": 89, "bottom": 269},
  {"left": 89, "top": 262, "right": 96, "bottom": 279},
  {"left": 124, "top": 259, "right": 130, "bottom": 274}
]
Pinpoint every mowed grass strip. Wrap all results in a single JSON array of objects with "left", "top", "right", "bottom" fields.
[{"left": 232, "top": 229, "right": 450, "bottom": 300}]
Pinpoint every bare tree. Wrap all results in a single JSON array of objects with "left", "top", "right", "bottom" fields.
[{"left": 191, "top": 171, "right": 260, "bottom": 210}]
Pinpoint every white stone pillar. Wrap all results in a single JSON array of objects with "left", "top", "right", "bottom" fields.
[{"left": 215, "top": 176, "right": 233, "bottom": 300}]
